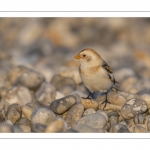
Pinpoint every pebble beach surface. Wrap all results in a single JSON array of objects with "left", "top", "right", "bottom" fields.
[{"left": 0, "top": 18, "right": 150, "bottom": 133}]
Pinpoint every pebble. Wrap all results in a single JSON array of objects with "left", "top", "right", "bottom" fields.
[
  {"left": 31, "top": 123, "right": 47, "bottom": 133},
  {"left": 19, "top": 125, "right": 31, "bottom": 132},
  {"left": 77, "top": 112, "right": 107, "bottom": 129},
  {"left": 14, "top": 69, "right": 45, "bottom": 91},
  {"left": 133, "top": 114, "right": 145, "bottom": 125},
  {"left": 15, "top": 117, "right": 31, "bottom": 127},
  {"left": 22, "top": 102, "right": 41, "bottom": 120},
  {"left": 81, "top": 99, "right": 98, "bottom": 110},
  {"left": 109, "top": 123, "right": 130, "bottom": 133},
  {"left": 4, "top": 85, "right": 32, "bottom": 106},
  {"left": 137, "top": 89, "right": 150, "bottom": 109},
  {"left": 45, "top": 120, "right": 64, "bottom": 133},
  {"left": 49, "top": 95, "right": 77, "bottom": 114},
  {"left": 6, "top": 103, "right": 22, "bottom": 124},
  {"left": 73, "top": 124, "right": 101, "bottom": 133},
  {"left": 66, "top": 103, "right": 84, "bottom": 127},
  {"left": 0, "top": 125, "right": 12, "bottom": 133},
  {"left": 108, "top": 111, "right": 119, "bottom": 125},
  {"left": 83, "top": 108, "right": 96, "bottom": 116},
  {"left": 31, "top": 108, "right": 56, "bottom": 125},
  {"left": 131, "top": 124, "right": 149, "bottom": 133},
  {"left": 12, "top": 125, "right": 23, "bottom": 133},
  {"left": 35, "top": 82, "right": 56, "bottom": 106},
  {"left": 121, "top": 98, "right": 148, "bottom": 119},
  {"left": 107, "top": 92, "right": 127, "bottom": 107},
  {"left": 51, "top": 74, "right": 76, "bottom": 91}
]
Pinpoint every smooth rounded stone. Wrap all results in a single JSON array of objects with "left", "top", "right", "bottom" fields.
[
  {"left": 0, "top": 125, "right": 12, "bottom": 132},
  {"left": 12, "top": 125, "right": 23, "bottom": 133},
  {"left": 77, "top": 112, "right": 107, "bottom": 129},
  {"left": 133, "top": 114, "right": 145, "bottom": 125},
  {"left": 73, "top": 124, "right": 101, "bottom": 133},
  {"left": 15, "top": 69, "right": 45, "bottom": 91},
  {"left": 0, "top": 109, "right": 5, "bottom": 122},
  {"left": 55, "top": 91, "right": 65, "bottom": 100},
  {"left": 147, "top": 117, "right": 150, "bottom": 130},
  {"left": 97, "top": 110, "right": 108, "bottom": 121},
  {"left": 22, "top": 102, "right": 41, "bottom": 120},
  {"left": 131, "top": 125, "right": 149, "bottom": 133},
  {"left": 4, "top": 85, "right": 32, "bottom": 106},
  {"left": 8, "top": 66, "right": 29, "bottom": 84},
  {"left": 35, "top": 82, "right": 56, "bottom": 106},
  {"left": 15, "top": 117, "right": 31, "bottom": 127},
  {"left": 109, "top": 123, "right": 130, "bottom": 133},
  {"left": 83, "top": 108, "right": 96, "bottom": 116},
  {"left": 107, "top": 92, "right": 127, "bottom": 107},
  {"left": 49, "top": 95, "right": 77, "bottom": 114},
  {"left": 6, "top": 103, "right": 21, "bottom": 124},
  {"left": 81, "top": 99, "right": 98, "bottom": 111},
  {"left": 45, "top": 120, "right": 64, "bottom": 133},
  {"left": 121, "top": 99, "right": 148, "bottom": 120},
  {"left": 19, "top": 125, "right": 31, "bottom": 133},
  {"left": 31, "top": 123, "right": 46, "bottom": 133},
  {"left": 108, "top": 112, "right": 119, "bottom": 125},
  {"left": 0, "top": 87, "right": 8, "bottom": 100},
  {"left": 51, "top": 74, "right": 76, "bottom": 91},
  {"left": 56, "top": 67, "right": 82, "bottom": 85},
  {"left": 66, "top": 103, "right": 84, "bottom": 127},
  {"left": 58, "top": 85, "right": 74, "bottom": 96},
  {"left": 137, "top": 89, "right": 150, "bottom": 109},
  {"left": 31, "top": 107, "right": 56, "bottom": 125}
]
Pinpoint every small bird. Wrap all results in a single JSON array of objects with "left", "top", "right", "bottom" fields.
[{"left": 74, "top": 48, "right": 119, "bottom": 109}]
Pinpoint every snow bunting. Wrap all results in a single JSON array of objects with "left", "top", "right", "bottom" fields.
[{"left": 74, "top": 48, "right": 119, "bottom": 109}]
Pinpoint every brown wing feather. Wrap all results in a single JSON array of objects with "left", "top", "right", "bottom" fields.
[{"left": 102, "top": 60, "right": 119, "bottom": 84}]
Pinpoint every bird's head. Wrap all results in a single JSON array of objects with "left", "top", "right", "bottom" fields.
[{"left": 74, "top": 48, "right": 102, "bottom": 67}]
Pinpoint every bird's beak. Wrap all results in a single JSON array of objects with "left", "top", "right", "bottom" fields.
[{"left": 74, "top": 54, "right": 80, "bottom": 59}]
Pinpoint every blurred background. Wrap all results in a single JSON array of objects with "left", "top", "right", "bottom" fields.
[{"left": 0, "top": 18, "right": 150, "bottom": 94}]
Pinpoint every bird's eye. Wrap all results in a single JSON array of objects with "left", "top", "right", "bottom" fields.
[{"left": 83, "top": 54, "right": 86, "bottom": 57}]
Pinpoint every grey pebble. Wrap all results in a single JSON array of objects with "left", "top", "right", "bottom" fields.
[
  {"left": 35, "top": 82, "right": 56, "bottom": 106},
  {"left": 31, "top": 123, "right": 47, "bottom": 133},
  {"left": 77, "top": 112, "right": 107, "bottom": 129},
  {"left": 83, "top": 108, "right": 96, "bottom": 116},
  {"left": 14, "top": 69, "right": 45, "bottom": 91},
  {"left": 121, "top": 99, "right": 148, "bottom": 119},
  {"left": 31, "top": 107, "right": 56, "bottom": 125},
  {"left": 108, "top": 111, "right": 119, "bottom": 125},
  {"left": 66, "top": 103, "right": 84, "bottom": 127},
  {"left": 50, "top": 95, "right": 77, "bottom": 114}
]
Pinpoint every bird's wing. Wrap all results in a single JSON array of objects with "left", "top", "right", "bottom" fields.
[{"left": 102, "top": 60, "right": 119, "bottom": 84}]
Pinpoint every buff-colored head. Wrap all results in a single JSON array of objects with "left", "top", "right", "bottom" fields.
[{"left": 74, "top": 48, "right": 102, "bottom": 67}]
